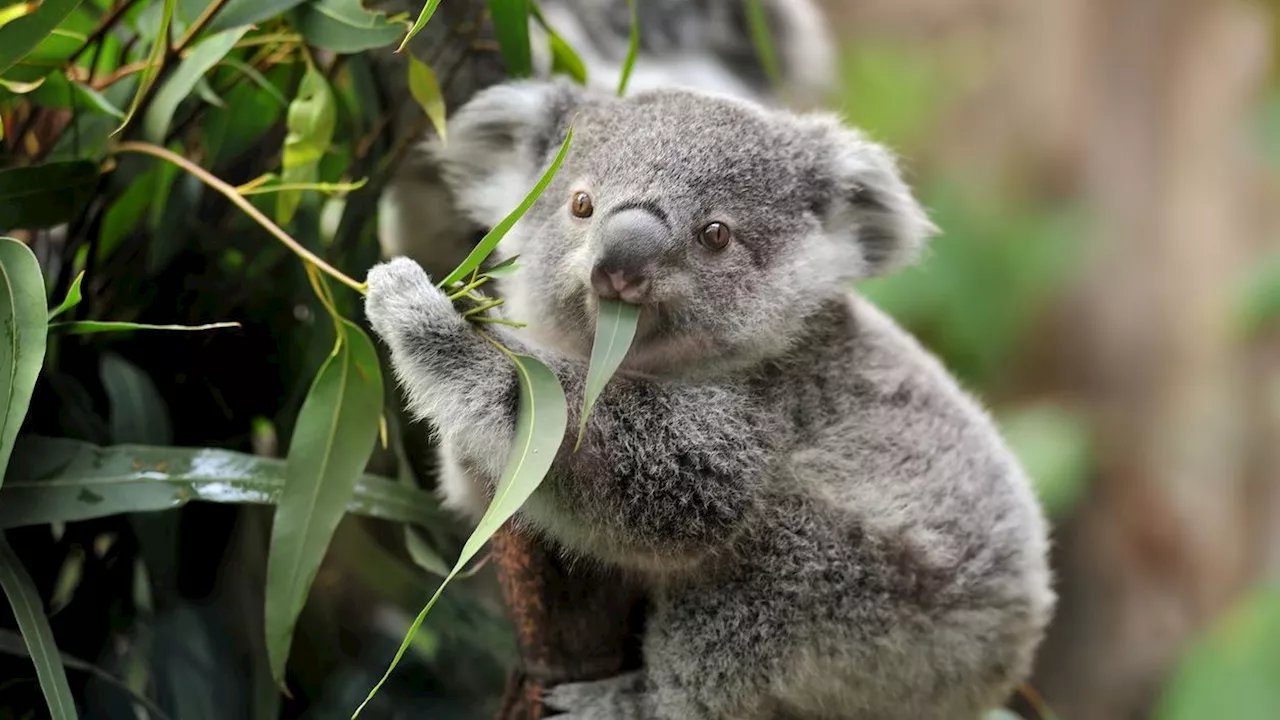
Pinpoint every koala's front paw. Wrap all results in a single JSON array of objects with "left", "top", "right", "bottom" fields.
[
  {"left": 363, "top": 257, "right": 463, "bottom": 349},
  {"left": 544, "top": 672, "right": 648, "bottom": 720}
]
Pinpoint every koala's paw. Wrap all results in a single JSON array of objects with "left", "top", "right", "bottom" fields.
[
  {"left": 544, "top": 672, "right": 648, "bottom": 720},
  {"left": 363, "top": 257, "right": 461, "bottom": 348}
]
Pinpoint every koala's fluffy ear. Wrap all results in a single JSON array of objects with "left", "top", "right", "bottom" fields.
[
  {"left": 429, "top": 79, "right": 585, "bottom": 228},
  {"left": 810, "top": 117, "right": 938, "bottom": 276}
]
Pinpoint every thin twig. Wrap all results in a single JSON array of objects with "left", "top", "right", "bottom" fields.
[
  {"left": 174, "top": 0, "right": 231, "bottom": 53},
  {"left": 113, "top": 141, "right": 367, "bottom": 293},
  {"left": 67, "top": 0, "right": 145, "bottom": 66}
]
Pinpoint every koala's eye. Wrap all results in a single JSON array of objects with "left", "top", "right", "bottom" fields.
[
  {"left": 570, "top": 191, "right": 594, "bottom": 218},
  {"left": 699, "top": 222, "right": 732, "bottom": 251}
]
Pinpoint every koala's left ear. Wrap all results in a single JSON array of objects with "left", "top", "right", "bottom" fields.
[
  {"left": 808, "top": 117, "right": 938, "bottom": 276},
  {"left": 428, "top": 78, "right": 586, "bottom": 228}
]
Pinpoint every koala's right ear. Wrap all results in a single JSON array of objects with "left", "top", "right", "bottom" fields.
[{"left": 428, "top": 79, "right": 586, "bottom": 228}]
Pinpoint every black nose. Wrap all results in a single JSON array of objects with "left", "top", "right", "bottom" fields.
[{"left": 591, "top": 208, "right": 667, "bottom": 303}]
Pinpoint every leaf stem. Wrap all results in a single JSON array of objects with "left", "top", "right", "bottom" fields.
[
  {"left": 461, "top": 299, "right": 503, "bottom": 318},
  {"left": 174, "top": 0, "right": 232, "bottom": 53},
  {"left": 67, "top": 0, "right": 145, "bottom": 65},
  {"left": 446, "top": 275, "right": 489, "bottom": 300},
  {"left": 112, "top": 142, "right": 367, "bottom": 293}
]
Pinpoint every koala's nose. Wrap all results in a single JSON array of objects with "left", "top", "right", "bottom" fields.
[{"left": 590, "top": 208, "right": 668, "bottom": 303}]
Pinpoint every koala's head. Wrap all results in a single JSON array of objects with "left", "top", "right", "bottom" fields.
[{"left": 430, "top": 79, "right": 936, "bottom": 372}]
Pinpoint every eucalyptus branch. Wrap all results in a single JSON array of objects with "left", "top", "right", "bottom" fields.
[
  {"left": 113, "top": 142, "right": 367, "bottom": 294},
  {"left": 67, "top": 0, "right": 145, "bottom": 66},
  {"left": 175, "top": 0, "right": 231, "bottom": 53}
]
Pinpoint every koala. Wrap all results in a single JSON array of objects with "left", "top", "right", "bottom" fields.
[{"left": 364, "top": 79, "right": 1056, "bottom": 719}]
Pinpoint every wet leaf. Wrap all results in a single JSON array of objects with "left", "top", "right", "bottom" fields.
[
  {"left": 265, "top": 320, "right": 383, "bottom": 685},
  {"left": 0, "top": 0, "right": 82, "bottom": 74},
  {"left": 487, "top": 0, "right": 532, "bottom": 77},
  {"left": 0, "top": 161, "right": 99, "bottom": 229},
  {"left": 396, "top": 0, "right": 441, "bottom": 52},
  {"left": 0, "top": 533, "right": 76, "bottom": 719},
  {"left": 115, "top": 0, "right": 176, "bottom": 137},
  {"left": 355, "top": 353, "right": 566, "bottom": 717},
  {"left": 295, "top": 0, "right": 405, "bottom": 54},
  {"left": 0, "top": 436, "right": 438, "bottom": 529},
  {"left": 278, "top": 62, "right": 336, "bottom": 225},
  {"left": 407, "top": 53, "right": 446, "bottom": 142},
  {"left": 0, "top": 238, "right": 47, "bottom": 489},
  {"left": 49, "top": 320, "right": 240, "bottom": 335},
  {"left": 576, "top": 299, "right": 639, "bottom": 450},
  {"left": 439, "top": 125, "right": 573, "bottom": 287},
  {"left": 143, "top": 25, "right": 250, "bottom": 143}
]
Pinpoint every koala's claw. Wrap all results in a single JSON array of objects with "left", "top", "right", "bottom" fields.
[
  {"left": 544, "top": 672, "right": 648, "bottom": 719},
  {"left": 363, "top": 257, "right": 460, "bottom": 345}
]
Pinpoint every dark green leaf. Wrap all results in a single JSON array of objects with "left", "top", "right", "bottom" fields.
[
  {"left": 616, "top": 0, "right": 637, "bottom": 95},
  {"left": 265, "top": 320, "right": 383, "bottom": 684},
  {"left": 278, "top": 62, "right": 337, "bottom": 225},
  {"left": 576, "top": 299, "right": 639, "bottom": 450},
  {"left": 439, "top": 125, "right": 573, "bottom": 287},
  {"left": 0, "top": 0, "right": 83, "bottom": 75},
  {"left": 0, "top": 436, "right": 439, "bottom": 529},
  {"left": 47, "top": 270, "right": 83, "bottom": 320},
  {"left": 396, "top": 0, "right": 442, "bottom": 52},
  {"left": 407, "top": 53, "right": 446, "bottom": 142},
  {"left": 0, "top": 533, "right": 77, "bottom": 719},
  {"left": 0, "top": 238, "right": 48, "bottom": 489},
  {"left": 295, "top": 0, "right": 405, "bottom": 54},
  {"left": 49, "top": 320, "right": 240, "bottom": 334},
  {"left": 0, "top": 161, "right": 99, "bottom": 229},
  {"left": 355, "top": 352, "right": 566, "bottom": 716},
  {"left": 100, "top": 352, "right": 172, "bottom": 445},
  {"left": 0, "top": 3, "right": 38, "bottom": 32},
  {"left": 204, "top": 0, "right": 309, "bottom": 35},
  {"left": 115, "top": 0, "right": 176, "bottom": 137},
  {"left": 143, "top": 26, "right": 250, "bottom": 143},
  {"left": 486, "top": 0, "right": 532, "bottom": 77},
  {"left": 27, "top": 70, "right": 125, "bottom": 118}
]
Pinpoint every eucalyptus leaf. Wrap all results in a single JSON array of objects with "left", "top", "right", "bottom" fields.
[
  {"left": 278, "top": 62, "right": 337, "bottom": 225},
  {"left": 354, "top": 352, "right": 566, "bottom": 717},
  {"left": 0, "top": 238, "right": 48, "bottom": 489},
  {"left": 438, "top": 125, "right": 573, "bottom": 287},
  {"left": 47, "top": 271, "right": 83, "bottom": 320},
  {"left": 0, "top": 161, "right": 99, "bottom": 229},
  {"left": 100, "top": 352, "right": 173, "bottom": 445},
  {"left": 265, "top": 320, "right": 383, "bottom": 685},
  {"left": 0, "top": 533, "right": 77, "bottom": 719},
  {"left": 616, "top": 0, "right": 637, "bottom": 95},
  {"left": 396, "top": 0, "right": 441, "bottom": 52},
  {"left": 486, "top": 0, "right": 532, "bottom": 77},
  {"left": 204, "top": 0, "right": 309, "bottom": 35},
  {"left": 295, "top": 0, "right": 405, "bottom": 54},
  {"left": 49, "top": 320, "right": 240, "bottom": 335},
  {"left": 576, "top": 299, "right": 639, "bottom": 449},
  {"left": 745, "top": 0, "right": 781, "bottom": 87},
  {"left": 144, "top": 26, "right": 251, "bottom": 143},
  {"left": 0, "top": 0, "right": 82, "bottom": 74},
  {"left": 0, "top": 436, "right": 439, "bottom": 529},
  {"left": 483, "top": 255, "right": 521, "bottom": 278},
  {"left": 407, "top": 53, "right": 447, "bottom": 142},
  {"left": 531, "top": 2, "right": 586, "bottom": 84},
  {"left": 28, "top": 70, "right": 125, "bottom": 119},
  {"left": 115, "top": 0, "right": 176, "bottom": 137},
  {"left": 0, "top": 2, "right": 38, "bottom": 32}
]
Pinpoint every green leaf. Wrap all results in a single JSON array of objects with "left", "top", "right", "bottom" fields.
[
  {"left": 266, "top": 320, "right": 383, "bottom": 685},
  {"left": 486, "top": 0, "right": 532, "bottom": 77},
  {"left": 745, "top": 0, "right": 781, "bottom": 87},
  {"left": 482, "top": 254, "right": 521, "bottom": 278},
  {"left": 354, "top": 352, "right": 566, "bottom": 717},
  {"left": 295, "top": 0, "right": 405, "bottom": 54},
  {"left": 100, "top": 352, "right": 172, "bottom": 445},
  {"left": 204, "top": 0, "right": 309, "bottom": 36},
  {"left": 407, "top": 53, "right": 446, "bottom": 142},
  {"left": 49, "top": 320, "right": 240, "bottom": 335},
  {"left": 0, "top": 3, "right": 38, "bottom": 32},
  {"left": 1236, "top": 251, "right": 1280, "bottom": 336},
  {"left": 0, "top": 161, "right": 99, "bottom": 229},
  {"left": 0, "top": 533, "right": 77, "bottom": 720},
  {"left": 27, "top": 70, "right": 125, "bottom": 119},
  {"left": 396, "top": 0, "right": 441, "bottom": 52},
  {"left": 998, "top": 403, "right": 1093, "bottom": 519},
  {"left": 531, "top": 2, "right": 586, "bottom": 85},
  {"left": 0, "top": 436, "right": 441, "bottom": 529},
  {"left": 47, "top": 270, "right": 83, "bottom": 320},
  {"left": 575, "top": 299, "right": 639, "bottom": 450},
  {"left": 0, "top": 0, "right": 82, "bottom": 75},
  {"left": 115, "top": 0, "right": 176, "bottom": 137},
  {"left": 143, "top": 25, "right": 250, "bottom": 143},
  {"left": 438, "top": 124, "right": 573, "bottom": 287},
  {"left": 278, "top": 62, "right": 337, "bottom": 225},
  {"left": 0, "top": 238, "right": 48, "bottom": 490},
  {"left": 616, "top": 0, "right": 637, "bottom": 95}
]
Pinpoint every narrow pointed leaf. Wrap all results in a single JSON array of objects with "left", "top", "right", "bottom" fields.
[
  {"left": 439, "top": 126, "right": 573, "bottom": 287},
  {"left": 407, "top": 53, "right": 447, "bottom": 142},
  {"left": 295, "top": 0, "right": 405, "bottom": 54},
  {"left": 482, "top": 255, "right": 521, "bottom": 278},
  {"left": 616, "top": 0, "right": 638, "bottom": 95},
  {"left": 204, "top": 0, "right": 309, "bottom": 36},
  {"left": 115, "top": 0, "right": 176, "bottom": 137},
  {"left": 278, "top": 63, "right": 336, "bottom": 225},
  {"left": 745, "top": 0, "right": 781, "bottom": 87},
  {"left": 266, "top": 320, "right": 383, "bottom": 685},
  {"left": 47, "top": 271, "right": 83, "bottom": 321},
  {"left": 0, "top": 161, "right": 99, "bottom": 229},
  {"left": 576, "top": 299, "right": 639, "bottom": 449},
  {"left": 531, "top": 2, "right": 586, "bottom": 84},
  {"left": 396, "top": 0, "right": 442, "bottom": 52},
  {"left": 0, "top": 436, "right": 441, "bottom": 529},
  {"left": 0, "top": 0, "right": 82, "bottom": 74},
  {"left": 49, "top": 320, "right": 240, "bottom": 335},
  {"left": 486, "top": 0, "right": 532, "bottom": 77},
  {"left": 0, "top": 3, "right": 38, "bottom": 32},
  {"left": 143, "top": 26, "right": 251, "bottom": 143},
  {"left": 0, "top": 533, "right": 77, "bottom": 719},
  {"left": 28, "top": 71, "right": 125, "bottom": 118},
  {"left": 0, "top": 238, "right": 48, "bottom": 489},
  {"left": 355, "top": 353, "right": 566, "bottom": 717}
]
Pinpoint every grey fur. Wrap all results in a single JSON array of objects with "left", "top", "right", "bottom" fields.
[{"left": 364, "top": 81, "right": 1055, "bottom": 719}]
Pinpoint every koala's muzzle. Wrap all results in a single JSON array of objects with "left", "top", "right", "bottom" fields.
[{"left": 590, "top": 208, "right": 668, "bottom": 304}]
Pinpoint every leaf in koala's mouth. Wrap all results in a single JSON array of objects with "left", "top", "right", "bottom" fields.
[{"left": 576, "top": 299, "right": 642, "bottom": 451}]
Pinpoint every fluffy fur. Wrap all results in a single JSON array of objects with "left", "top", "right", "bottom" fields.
[{"left": 365, "top": 80, "right": 1055, "bottom": 719}]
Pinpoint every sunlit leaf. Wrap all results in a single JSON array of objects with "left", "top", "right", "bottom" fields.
[
  {"left": 576, "top": 299, "right": 639, "bottom": 450},
  {"left": 487, "top": 0, "right": 532, "bottom": 77},
  {"left": 407, "top": 53, "right": 446, "bottom": 142},
  {"left": 143, "top": 26, "right": 250, "bottom": 143},
  {"left": 354, "top": 352, "right": 566, "bottom": 717},
  {"left": 265, "top": 320, "right": 383, "bottom": 685},
  {"left": 0, "top": 161, "right": 99, "bottom": 229},
  {"left": 295, "top": 0, "right": 405, "bottom": 54},
  {"left": 49, "top": 320, "right": 240, "bottom": 334},
  {"left": 531, "top": 2, "right": 586, "bottom": 85},
  {"left": 616, "top": 0, "right": 637, "bottom": 95},
  {"left": 0, "top": 238, "right": 48, "bottom": 490},
  {"left": 438, "top": 125, "right": 573, "bottom": 287},
  {"left": 115, "top": 0, "right": 176, "bottom": 137},
  {"left": 0, "top": 436, "right": 439, "bottom": 529},
  {"left": 396, "top": 0, "right": 441, "bottom": 52},
  {"left": 0, "top": 0, "right": 82, "bottom": 74},
  {"left": 0, "top": 75, "right": 44, "bottom": 93},
  {"left": 0, "top": 3, "right": 37, "bottom": 32},
  {"left": 278, "top": 62, "right": 336, "bottom": 225},
  {"left": 0, "top": 533, "right": 77, "bottom": 719},
  {"left": 47, "top": 271, "right": 83, "bottom": 320}
]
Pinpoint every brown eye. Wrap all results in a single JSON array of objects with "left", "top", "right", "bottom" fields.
[
  {"left": 571, "top": 191, "right": 594, "bottom": 218},
  {"left": 700, "top": 221, "right": 732, "bottom": 250}
]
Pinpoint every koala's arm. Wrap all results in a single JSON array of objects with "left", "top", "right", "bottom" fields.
[{"left": 364, "top": 258, "right": 771, "bottom": 560}]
